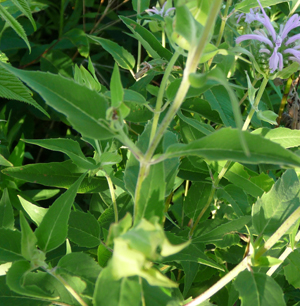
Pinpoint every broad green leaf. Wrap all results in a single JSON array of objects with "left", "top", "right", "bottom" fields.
[
  {"left": 68, "top": 210, "right": 101, "bottom": 247},
  {"left": 23, "top": 138, "right": 97, "bottom": 170},
  {"left": 252, "top": 127, "right": 300, "bottom": 148},
  {"left": 257, "top": 110, "right": 278, "bottom": 125},
  {"left": 174, "top": 5, "right": 197, "bottom": 47},
  {"left": 0, "top": 188, "right": 14, "bottom": 229},
  {"left": 21, "top": 189, "right": 60, "bottom": 201},
  {"left": 57, "top": 252, "right": 102, "bottom": 297},
  {"left": 2, "top": 160, "right": 109, "bottom": 193},
  {"left": 234, "top": 270, "right": 285, "bottom": 306},
  {"left": 19, "top": 211, "right": 38, "bottom": 261},
  {"left": 107, "top": 213, "right": 132, "bottom": 245},
  {"left": 163, "top": 233, "right": 224, "bottom": 271},
  {"left": 252, "top": 169, "right": 300, "bottom": 236},
  {"left": 0, "top": 4, "right": 31, "bottom": 51},
  {"left": 88, "top": 35, "right": 135, "bottom": 70},
  {"left": 193, "top": 216, "right": 251, "bottom": 243},
  {"left": 184, "top": 182, "right": 212, "bottom": 222},
  {"left": 94, "top": 267, "right": 141, "bottom": 306},
  {"left": 283, "top": 250, "right": 300, "bottom": 288},
  {"left": 253, "top": 256, "right": 282, "bottom": 267},
  {"left": 0, "top": 154, "right": 12, "bottom": 167},
  {"left": 236, "top": 0, "right": 290, "bottom": 12},
  {"left": 181, "top": 98, "right": 222, "bottom": 124},
  {"left": 64, "top": 28, "right": 89, "bottom": 58},
  {"left": 6, "top": 261, "right": 57, "bottom": 299},
  {"left": 97, "top": 243, "right": 112, "bottom": 268},
  {"left": 1, "top": 63, "right": 114, "bottom": 140},
  {"left": 165, "top": 128, "right": 300, "bottom": 168},
  {"left": 0, "top": 64, "right": 49, "bottom": 117},
  {"left": 9, "top": 138, "right": 25, "bottom": 167},
  {"left": 0, "top": 229, "right": 23, "bottom": 262},
  {"left": 132, "top": 0, "right": 150, "bottom": 12},
  {"left": 203, "top": 86, "right": 236, "bottom": 127},
  {"left": 35, "top": 173, "right": 85, "bottom": 252},
  {"left": 18, "top": 196, "right": 47, "bottom": 226},
  {"left": 120, "top": 16, "right": 172, "bottom": 60},
  {"left": 142, "top": 279, "right": 178, "bottom": 306},
  {"left": 11, "top": 0, "right": 37, "bottom": 31},
  {"left": 182, "top": 262, "right": 199, "bottom": 298}
]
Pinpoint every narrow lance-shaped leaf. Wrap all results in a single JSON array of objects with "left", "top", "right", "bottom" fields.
[
  {"left": 88, "top": 35, "right": 135, "bottom": 70},
  {"left": 0, "top": 188, "right": 14, "bottom": 229},
  {"left": 0, "top": 4, "right": 31, "bottom": 51},
  {"left": 11, "top": 0, "right": 37, "bottom": 31},
  {"left": 0, "top": 62, "right": 115, "bottom": 140},
  {"left": 0, "top": 64, "right": 49, "bottom": 117},
  {"left": 35, "top": 173, "right": 86, "bottom": 252},
  {"left": 165, "top": 128, "right": 300, "bottom": 168}
]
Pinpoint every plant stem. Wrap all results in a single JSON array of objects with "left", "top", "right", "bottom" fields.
[
  {"left": 242, "top": 77, "right": 268, "bottom": 130},
  {"left": 105, "top": 174, "right": 118, "bottom": 223},
  {"left": 255, "top": 206, "right": 300, "bottom": 260},
  {"left": 59, "top": 0, "right": 65, "bottom": 38},
  {"left": 267, "top": 230, "right": 300, "bottom": 276},
  {"left": 162, "top": 29, "right": 166, "bottom": 48},
  {"left": 277, "top": 76, "right": 293, "bottom": 125},
  {"left": 137, "top": 0, "right": 142, "bottom": 72},
  {"left": 216, "top": 0, "right": 232, "bottom": 47},
  {"left": 185, "top": 257, "right": 250, "bottom": 306},
  {"left": 149, "top": 50, "right": 180, "bottom": 143}
]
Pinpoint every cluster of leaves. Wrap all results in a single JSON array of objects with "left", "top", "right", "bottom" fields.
[{"left": 2, "top": 0, "right": 300, "bottom": 306}]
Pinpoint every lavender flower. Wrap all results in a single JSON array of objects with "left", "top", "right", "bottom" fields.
[
  {"left": 146, "top": 2, "right": 175, "bottom": 17},
  {"left": 236, "top": 7, "right": 260, "bottom": 24},
  {"left": 236, "top": 0, "right": 300, "bottom": 73}
]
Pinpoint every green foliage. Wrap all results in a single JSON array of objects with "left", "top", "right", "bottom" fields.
[{"left": 2, "top": 0, "right": 300, "bottom": 305}]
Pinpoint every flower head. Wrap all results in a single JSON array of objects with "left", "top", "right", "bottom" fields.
[
  {"left": 236, "top": 0, "right": 300, "bottom": 73},
  {"left": 146, "top": 2, "right": 175, "bottom": 17}
]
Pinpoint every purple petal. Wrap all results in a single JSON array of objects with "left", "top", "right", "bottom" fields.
[
  {"left": 281, "top": 14, "right": 300, "bottom": 40},
  {"left": 286, "top": 33, "right": 300, "bottom": 45},
  {"left": 284, "top": 48, "right": 300, "bottom": 58},
  {"left": 236, "top": 34, "right": 273, "bottom": 47},
  {"left": 278, "top": 52, "right": 283, "bottom": 70},
  {"left": 256, "top": 0, "right": 276, "bottom": 41},
  {"left": 146, "top": 7, "right": 160, "bottom": 14},
  {"left": 269, "top": 48, "right": 279, "bottom": 72},
  {"left": 164, "top": 7, "right": 175, "bottom": 16},
  {"left": 259, "top": 48, "right": 271, "bottom": 54},
  {"left": 236, "top": 13, "right": 244, "bottom": 23},
  {"left": 289, "top": 56, "right": 300, "bottom": 64}
]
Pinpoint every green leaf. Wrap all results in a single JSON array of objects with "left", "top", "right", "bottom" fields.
[
  {"left": 132, "top": 0, "right": 150, "bottom": 12},
  {"left": 74, "top": 64, "right": 101, "bottom": 92},
  {"left": 35, "top": 173, "right": 85, "bottom": 252},
  {"left": 235, "top": 0, "right": 286, "bottom": 12},
  {"left": 64, "top": 28, "right": 89, "bottom": 58},
  {"left": 182, "top": 262, "right": 199, "bottom": 298},
  {"left": 68, "top": 210, "right": 101, "bottom": 247},
  {"left": 10, "top": 0, "right": 37, "bottom": 31},
  {"left": 252, "top": 127, "right": 300, "bottom": 148},
  {"left": 193, "top": 216, "right": 251, "bottom": 243},
  {"left": 111, "top": 63, "right": 123, "bottom": 108},
  {"left": 165, "top": 128, "right": 300, "bottom": 168},
  {"left": 57, "top": 252, "right": 102, "bottom": 297},
  {"left": 94, "top": 267, "right": 141, "bottom": 306},
  {"left": 6, "top": 261, "right": 57, "bottom": 299},
  {"left": 0, "top": 229, "right": 23, "bottom": 262},
  {"left": 0, "top": 154, "right": 13, "bottom": 167},
  {"left": 120, "top": 16, "right": 172, "bottom": 60},
  {"left": 284, "top": 250, "right": 300, "bottom": 288},
  {"left": 253, "top": 256, "right": 282, "bottom": 267},
  {"left": 97, "top": 243, "right": 112, "bottom": 268},
  {"left": 1, "top": 62, "right": 114, "bottom": 140},
  {"left": 0, "top": 64, "right": 49, "bottom": 117},
  {"left": 18, "top": 196, "right": 47, "bottom": 226},
  {"left": 23, "top": 138, "right": 97, "bottom": 170},
  {"left": 234, "top": 270, "right": 285, "bottom": 306},
  {"left": 0, "top": 188, "right": 14, "bottom": 229},
  {"left": 19, "top": 211, "right": 38, "bottom": 261},
  {"left": 0, "top": 4, "right": 31, "bottom": 51},
  {"left": 2, "top": 160, "right": 109, "bottom": 193},
  {"left": 257, "top": 110, "right": 278, "bottom": 125},
  {"left": 252, "top": 169, "right": 300, "bottom": 236},
  {"left": 184, "top": 182, "right": 212, "bottom": 222},
  {"left": 88, "top": 35, "right": 135, "bottom": 70}
]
